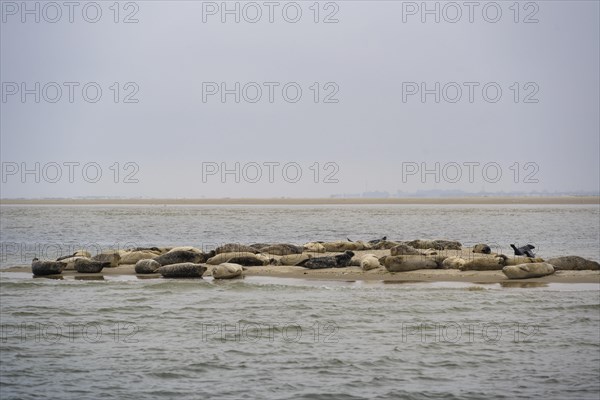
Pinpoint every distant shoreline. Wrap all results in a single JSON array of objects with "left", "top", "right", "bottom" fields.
[{"left": 1, "top": 196, "right": 599, "bottom": 205}]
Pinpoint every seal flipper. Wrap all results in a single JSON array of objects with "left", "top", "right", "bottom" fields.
[
  {"left": 523, "top": 249, "right": 535, "bottom": 258},
  {"left": 510, "top": 244, "right": 522, "bottom": 256},
  {"left": 512, "top": 243, "right": 536, "bottom": 258}
]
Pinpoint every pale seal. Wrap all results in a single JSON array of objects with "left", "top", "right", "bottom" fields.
[
  {"left": 459, "top": 257, "right": 505, "bottom": 271},
  {"left": 120, "top": 251, "right": 160, "bottom": 265},
  {"left": 384, "top": 255, "right": 438, "bottom": 272},
  {"left": 441, "top": 256, "right": 466, "bottom": 269},
  {"left": 212, "top": 263, "right": 243, "bottom": 279},
  {"left": 279, "top": 254, "right": 312, "bottom": 266},
  {"left": 503, "top": 263, "right": 555, "bottom": 279},
  {"left": 360, "top": 254, "right": 381, "bottom": 271}
]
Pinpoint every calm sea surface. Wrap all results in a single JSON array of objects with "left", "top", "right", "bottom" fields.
[{"left": 1, "top": 204, "right": 599, "bottom": 399}]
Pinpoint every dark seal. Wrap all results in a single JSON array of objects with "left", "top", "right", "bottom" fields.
[
  {"left": 510, "top": 244, "right": 535, "bottom": 258},
  {"left": 157, "top": 263, "right": 207, "bottom": 278},
  {"left": 215, "top": 244, "right": 259, "bottom": 254},
  {"left": 226, "top": 256, "right": 264, "bottom": 266},
  {"left": 31, "top": 258, "right": 66, "bottom": 276},
  {"left": 75, "top": 259, "right": 110, "bottom": 273},
  {"left": 368, "top": 236, "right": 387, "bottom": 245},
  {"left": 303, "top": 251, "right": 355, "bottom": 270},
  {"left": 154, "top": 250, "right": 204, "bottom": 266}
]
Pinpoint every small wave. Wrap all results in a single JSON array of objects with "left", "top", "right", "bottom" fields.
[{"left": 146, "top": 371, "right": 192, "bottom": 380}]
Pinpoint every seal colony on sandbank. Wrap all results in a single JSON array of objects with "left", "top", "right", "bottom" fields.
[{"left": 12, "top": 238, "right": 600, "bottom": 283}]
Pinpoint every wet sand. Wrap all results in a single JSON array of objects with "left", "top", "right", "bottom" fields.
[{"left": 3, "top": 264, "right": 599, "bottom": 284}]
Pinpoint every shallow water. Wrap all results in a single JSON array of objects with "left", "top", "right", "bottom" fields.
[
  {"left": 1, "top": 204, "right": 599, "bottom": 267},
  {"left": 1, "top": 204, "right": 599, "bottom": 399},
  {"left": 1, "top": 275, "right": 599, "bottom": 400}
]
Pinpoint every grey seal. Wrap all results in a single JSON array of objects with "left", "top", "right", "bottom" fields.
[
  {"left": 153, "top": 250, "right": 204, "bottom": 266},
  {"left": 259, "top": 244, "right": 303, "bottom": 256},
  {"left": 408, "top": 239, "right": 462, "bottom": 250},
  {"left": 215, "top": 244, "right": 259, "bottom": 254},
  {"left": 510, "top": 244, "right": 535, "bottom": 258},
  {"left": 303, "top": 251, "right": 355, "bottom": 269},
  {"left": 74, "top": 259, "right": 110, "bottom": 273},
  {"left": 368, "top": 236, "right": 387, "bottom": 245},
  {"left": 31, "top": 258, "right": 66, "bottom": 276},
  {"left": 545, "top": 256, "right": 600, "bottom": 270},
  {"left": 157, "top": 263, "right": 207, "bottom": 278},
  {"left": 226, "top": 255, "right": 265, "bottom": 266},
  {"left": 135, "top": 259, "right": 161, "bottom": 274}
]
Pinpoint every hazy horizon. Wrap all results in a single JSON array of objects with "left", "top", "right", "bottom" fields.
[{"left": 2, "top": 191, "right": 600, "bottom": 201}]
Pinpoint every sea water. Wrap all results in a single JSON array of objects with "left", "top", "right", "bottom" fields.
[{"left": 1, "top": 204, "right": 599, "bottom": 399}]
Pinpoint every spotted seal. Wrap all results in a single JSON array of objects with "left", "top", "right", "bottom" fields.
[
  {"left": 303, "top": 251, "right": 355, "bottom": 269},
  {"left": 215, "top": 244, "right": 259, "bottom": 254},
  {"left": 259, "top": 244, "right": 303, "bottom": 256},
  {"left": 135, "top": 259, "right": 161, "bottom": 274},
  {"left": 153, "top": 250, "right": 204, "bottom": 266},
  {"left": 383, "top": 256, "right": 438, "bottom": 272},
  {"left": 390, "top": 244, "right": 422, "bottom": 256},
  {"left": 92, "top": 252, "right": 121, "bottom": 268},
  {"left": 74, "top": 258, "right": 110, "bottom": 273},
  {"left": 407, "top": 240, "right": 462, "bottom": 250},
  {"left": 545, "top": 256, "right": 600, "bottom": 270},
  {"left": 226, "top": 255, "right": 265, "bottom": 266},
  {"left": 31, "top": 258, "right": 66, "bottom": 276},
  {"left": 157, "top": 263, "right": 207, "bottom": 278},
  {"left": 368, "top": 236, "right": 387, "bottom": 245}
]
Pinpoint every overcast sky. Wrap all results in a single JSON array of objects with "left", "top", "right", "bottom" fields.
[{"left": 1, "top": 0, "right": 598, "bottom": 198}]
